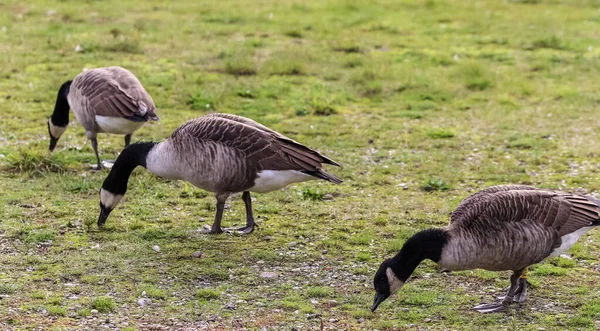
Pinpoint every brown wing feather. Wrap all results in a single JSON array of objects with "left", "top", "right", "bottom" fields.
[
  {"left": 451, "top": 188, "right": 600, "bottom": 236},
  {"left": 450, "top": 185, "right": 537, "bottom": 224},
  {"left": 72, "top": 67, "right": 158, "bottom": 120},
  {"left": 207, "top": 113, "right": 341, "bottom": 167},
  {"left": 170, "top": 115, "right": 342, "bottom": 183}
]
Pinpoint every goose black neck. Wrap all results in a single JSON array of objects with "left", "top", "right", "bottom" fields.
[
  {"left": 390, "top": 228, "right": 448, "bottom": 282},
  {"left": 102, "top": 142, "right": 156, "bottom": 195},
  {"left": 50, "top": 80, "right": 72, "bottom": 127}
]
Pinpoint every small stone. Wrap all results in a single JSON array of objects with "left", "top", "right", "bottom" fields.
[
  {"left": 191, "top": 251, "right": 203, "bottom": 258},
  {"left": 537, "top": 328, "right": 546, "bottom": 331},
  {"left": 225, "top": 303, "right": 236, "bottom": 310},
  {"left": 91, "top": 309, "right": 98, "bottom": 314},
  {"left": 322, "top": 194, "right": 334, "bottom": 201},
  {"left": 306, "top": 313, "right": 321, "bottom": 319},
  {"left": 137, "top": 298, "right": 152, "bottom": 307},
  {"left": 357, "top": 318, "right": 364, "bottom": 323},
  {"left": 424, "top": 318, "right": 432, "bottom": 322},
  {"left": 289, "top": 242, "right": 297, "bottom": 247},
  {"left": 325, "top": 300, "right": 338, "bottom": 307},
  {"left": 75, "top": 45, "right": 83, "bottom": 52},
  {"left": 402, "top": 308, "right": 410, "bottom": 312},
  {"left": 152, "top": 245, "right": 160, "bottom": 252},
  {"left": 260, "top": 272, "right": 278, "bottom": 279}
]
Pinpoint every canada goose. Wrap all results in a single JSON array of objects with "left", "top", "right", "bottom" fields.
[
  {"left": 97, "top": 113, "right": 342, "bottom": 234},
  {"left": 47, "top": 66, "right": 159, "bottom": 169},
  {"left": 371, "top": 185, "right": 600, "bottom": 313}
]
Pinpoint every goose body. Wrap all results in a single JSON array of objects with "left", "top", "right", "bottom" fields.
[
  {"left": 98, "top": 113, "right": 342, "bottom": 234},
  {"left": 47, "top": 66, "right": 159, "bottom": 169},
  {"left": 372, "top": 185, "right": 600, "bottom": 313}
]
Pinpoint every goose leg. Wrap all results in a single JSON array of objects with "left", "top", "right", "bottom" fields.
[
  {"left": 124, "top": 134, "right": 132, "bottom": 147},
  {"left": 224, "top": 191, "right": 256, "bottom": 234},
  {"left": 473, "top": 270, "right": 523, "bottom": 313},
  {"left": 200, "top": 193, "right": 228, "bottom": 234},
  {"left": 512, "top": 269, "right": 529, "bottom": 303},
  {"left": 90, "top": 138, "right": 103, "bottom": 170}
]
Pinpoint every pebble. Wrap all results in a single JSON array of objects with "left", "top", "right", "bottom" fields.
[
  {"left": 91, "top": 309, "right": 98, "bottom": 314},
  {"left": 289, "top": 242, "right": 297, "bottom": 247},
  {"left": 357, "top": 318, "right": 364, "bottom": 323},
  {"left": 225, "top": 303, "right": 236, "bottom": 310},
  {"left": 260, "top": 272, "right": 278, "bottom": 279},
  {"left": 191, "top": 251, "right": 203, "bottom": 258},
  {"left": 137, "top": 298, "right": 152, "bottom": 307},
  {"left": 322, "top": 194, "right": 334, "bottom": 200},
  {"left": 307, "top": 313, "right": 321, "bottom": 319},
  {"left": 325, "top": 300, "right": 338, "bottom": 307},
  {"left": 153, "top": 245, "right": 160, "bottom": 252},
  {"left": 424, "top": 318, "right": 432, "bottom": 322}
]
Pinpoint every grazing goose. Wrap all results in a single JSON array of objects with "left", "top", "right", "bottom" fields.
[
  {"left": 371, "top": 185, "right": 600, "bottom": 313},
  {"left": 97, "top": 113, "right": 342, "bottom": 234},
  {"left": 47, "top": 66, "right": 159, "bottom": 169}
]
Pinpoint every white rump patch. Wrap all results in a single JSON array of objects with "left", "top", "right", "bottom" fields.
[
  {"left": 95, "top": 116, "right": 145, "bottom": 134},
  {"left": 48, "top": 119, "right": 67, "bottom": 138},
  {"left": 548, "top": 226, "right": 593, "bottom": 259},
  {"left": 249, "top": 170, "right": 313, "bottom": 193},
  {"left": 100, "top": 188, "right": 123, "bottom": 210},
  {"left": 386, "top": 267, "right": 404, "bottom": 295}
]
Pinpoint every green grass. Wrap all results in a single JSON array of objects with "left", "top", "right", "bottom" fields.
[
  {"left": 90, "top": 297, "right": 116, "bottom": 313},
  {"left": 1, "top": 0, "right": 600, "bottom": 329}
]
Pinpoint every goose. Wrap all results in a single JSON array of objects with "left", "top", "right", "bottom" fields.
[
  {"left": 371, "top": 185, "right": 600, "bottom": 313},
  {"left": 47, "top": 66, "right": 159, "bottom": 169},
  {"left": 97, "top": 113, "right": 342, "bottom": 234}
]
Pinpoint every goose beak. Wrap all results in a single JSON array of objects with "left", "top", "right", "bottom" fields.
[
  {"left": 371, "top": 292, "right": 388, "bottom": 312},
  {"left": 49, "top": 136, "right": 58, "bottom": 152},
  {"left": 97, "top": 204, "right": 111, "bottom": 227}
]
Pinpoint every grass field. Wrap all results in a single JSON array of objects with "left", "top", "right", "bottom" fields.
[{"left": 1, "top": 0, "right": 600, "bottom": 329}]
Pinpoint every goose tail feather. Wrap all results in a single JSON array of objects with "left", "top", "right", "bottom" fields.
[{"left": 305, "top": 169, "right": 343, "bottom": 184}]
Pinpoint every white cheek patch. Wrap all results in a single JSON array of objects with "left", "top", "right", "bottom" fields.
[
  {"left": 100, "top": 189, "right": 123, "bottom": 210},
  {"left": 49, "top": 120, "right": 67, "bottom": 138},
  {"left": 386, "top": 267, "right": 404, "bottom": 295}
]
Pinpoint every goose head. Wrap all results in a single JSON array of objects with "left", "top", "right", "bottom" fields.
[
  {"left": 371, "top": 228, "right": 448, "bottom": 312},
  {"left": 372, "top": 258, "right": 405, "bottom": 312},
  {"left": 48, "top": 80, "right": 72, "bottom": 152},
  {"left": 98, "top": 188, "right": 124, "bottom": 227},
  {"left": 47, "top": 119, "right": 66, "bottom": 151}
]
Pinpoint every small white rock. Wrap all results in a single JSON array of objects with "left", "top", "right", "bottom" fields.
[
  {"left": 137, "top": 298, "right": 152, "bottom": 307},
  {"left": 75, "top": 44, "right": 83, "bottom": 52},
  {"left": 260, "top": 271, "right": 278, "bottom": 279},
  {"left": 152, "top": 245, "right": 160, "bottom": 252},
  {"left": 91, "top": 309, "right": 98, "bottom": 314}
]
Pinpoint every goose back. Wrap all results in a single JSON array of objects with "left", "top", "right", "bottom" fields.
[
  {"left": 450, "top": 189, "right": 600, "bottom": 236},
  {"left": 145, "top": 114, "right": 341, "bottom": 193},
  {"left": 68, "top": 67, "right": 157, "bottom": 133}
]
